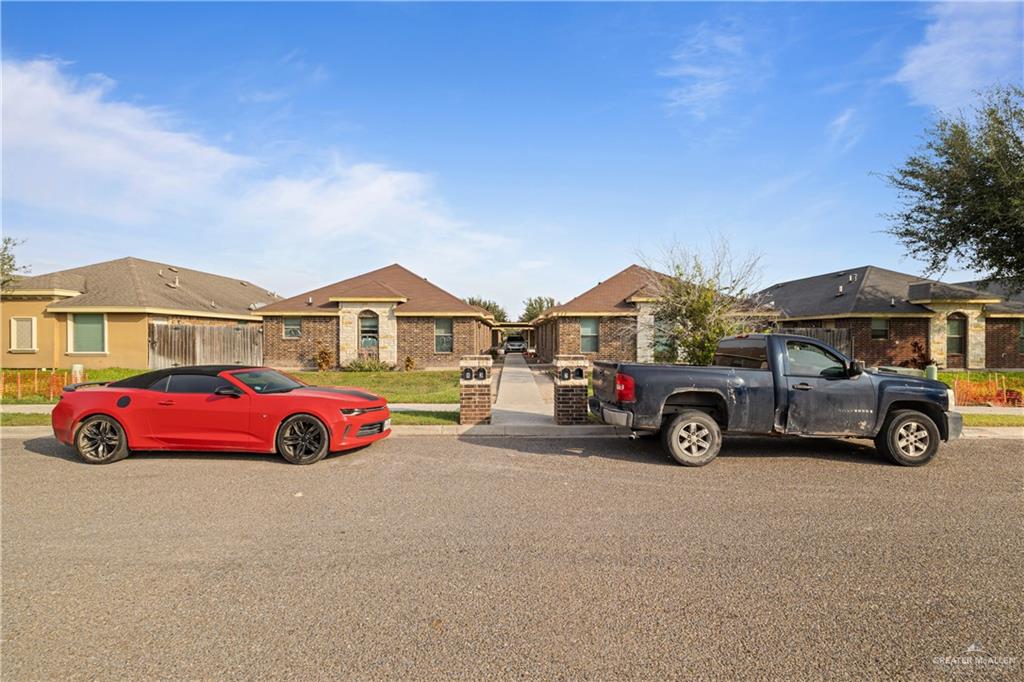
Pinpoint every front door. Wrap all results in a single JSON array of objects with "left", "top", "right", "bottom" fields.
[
  {"left": 783, "top": 340, "right": 877, "bottom": 436},
  {"left": 147, "top": 374, "right": 255, "bottom": 449}
]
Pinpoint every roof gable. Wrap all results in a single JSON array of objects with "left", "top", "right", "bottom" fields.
[{"left": 538, "top": 265, "right": 663, "bottom": 319}]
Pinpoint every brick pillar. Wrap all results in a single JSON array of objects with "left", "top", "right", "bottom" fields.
[
  {"left": 459, "top": 355, "right": 493, "bottom": 425},
  {"left": 553, "top": 355, "right": 589, "bottom": 425}
]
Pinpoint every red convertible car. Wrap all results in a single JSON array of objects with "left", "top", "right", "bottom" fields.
[{"left": 52, "top": 365, "right": 391, "bottom": 465}]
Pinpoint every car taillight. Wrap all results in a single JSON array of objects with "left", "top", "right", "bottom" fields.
[{"left": 615, "top": 373, "right": 636, "bottom": 403}]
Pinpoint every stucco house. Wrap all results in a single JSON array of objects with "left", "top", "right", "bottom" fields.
[
  {"left": 760, "top": 266, "right": 1024, "bottom": 369},
  {"left": 258, "top": 264, "right": 493, "bottom": 370},
  {"left": 533, "top": 265, "right": 663, "bottom": 364},
  {"left": 2, "top": 257, "right": 279, "bottom": 369}
]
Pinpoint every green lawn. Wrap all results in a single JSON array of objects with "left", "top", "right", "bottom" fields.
[
  {"left": 0, "top": 368, "right": 460, "bottom": 404},
  {"left": 389, "top": 410, "right": 460, "bottom": 425},
  {"left": 938, "top": 370, "right": 1024, "bottom": 389},
  {"left": 1, "top": 413, "right": 52, "bottom": 426},
  {"left": 961, "top": 413, "right": 1024, "bottom": 427}
]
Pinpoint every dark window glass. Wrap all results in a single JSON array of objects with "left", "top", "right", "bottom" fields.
[
  {"left": 786, "top": 341, "right": 846, "bottom": 377},
  {"left": 232, "top": 369, "right": 304, "bottom": 394},
  {"left": 580, "top": 318, "right": 599, "bottom": 353},
  {"left": 947, "top": 315, "right": 965, "bottom": 355},
  {"left": 166, "top": 374, "right": 235, "bottom": 394},
  {"left": 870, "top": 318, "right": 889, "bottom": 340},
  {"left": 283, "top": 318, "right": 302, "bottom": 338},
  {"left": 713, "top": 338, "right": 768, "bottom": 369},
  {"left": 147, "top": 376, "right": 170, "bottom": 392}
]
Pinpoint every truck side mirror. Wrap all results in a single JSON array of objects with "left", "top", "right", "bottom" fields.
[{"left": 848, "top": 359, "right": 864, "bottom": 377}]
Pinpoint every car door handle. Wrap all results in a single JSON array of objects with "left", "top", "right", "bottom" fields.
[
  {"left": 157, "top": 399, "right": 176, "bottom": 406},
  {"left": 792, "top": 383, "right": 814, "bottom": 391}
]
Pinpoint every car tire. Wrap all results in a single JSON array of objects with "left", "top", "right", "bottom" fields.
[
  {"left": 874, "top": 409, "right": 940, "bottom": 466},
  {"left": 661, "top": 409, "right": 722, "bottom": 467},
  {"left": 74, "top": 415, "right": 130, "bottom": 464},
  {"left": 276, "top": 414, "right": 330, "bottom": 465}
]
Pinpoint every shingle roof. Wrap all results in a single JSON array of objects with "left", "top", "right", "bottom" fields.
[
  {"left": 953, "top": 279, "right": 1024, "bottom": 313},
  {"left": 6, "top": 257, "right": 280, "bottom": 316},
  {"left": 759, "top": 265, "right": 1009, "bottom": 318},
  {"left": 258, "top": 263, "right": 487, "bottom": 316},
  {"left": 536, "top": 265, "right": 663, "bottom": 320}
]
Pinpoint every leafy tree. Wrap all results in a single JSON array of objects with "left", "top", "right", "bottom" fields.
[
  {"left": 1, "top": 237, "right": 29, "bottom": 288},
  {"left": 464, "top": 296, "right": 508, "bottom": 322},
  {"left": 882, "top": 85, "right": 1024, "bottom": 292},
  {"left": 520, "top": 296, "right": 559, "bottom": 322},
  {"left": 645, "top": 238, "right": 769, "bottom": 366}
]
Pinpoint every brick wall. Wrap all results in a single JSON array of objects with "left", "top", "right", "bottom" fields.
[
  {"left": 593, "top": 316, "right": 637, "bottom": 363},
  {"left": 263, "top": 316, "right": 339, "bottom": 370},
  {"left": 460, "top": 384, "right": 491, "bottom": 424},
  {"left": 397, "top": 317, "right": 487, "bottom": 369},
  {"left": 827, "top": 318, "right": 929, "bottom": 367},
  {"left": 985, "top": 318, "right": 1024, "bottom": 368},
  {"left": 554, "top": 385, "right": 588, "bottom": 425},
  {"left": 535, "top": 319, "right": 558, "bottom": 362}
]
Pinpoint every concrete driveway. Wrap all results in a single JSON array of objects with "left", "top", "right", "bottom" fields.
[{"left": 2, "top": 432, "right": 1021, "bottom": 679}]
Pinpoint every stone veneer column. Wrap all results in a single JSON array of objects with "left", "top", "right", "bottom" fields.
[
  {"left": 635, "top": 302, "right": 656, "bottom": 363},
  {"left": 926, "top": 304, "right": 986, "bottom": 369},
  {"left": 553, "top": 355, "right": 589, "bottom": 425},
  {"left": 459, "top": 355, "right": 493, "bottom": 425},
  {"left": 337, "top": 302, "right": 399, "bottom": 366}
]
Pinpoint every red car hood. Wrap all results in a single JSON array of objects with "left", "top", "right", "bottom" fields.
[{"left": 292, "top": 386, "right": 387, "bottom": 407}]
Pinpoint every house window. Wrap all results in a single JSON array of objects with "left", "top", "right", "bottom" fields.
[
  {"left": 870, "top": 318, "right": 889, "bottom": 340},
  {"left": 580, "top": 317, "right": 599, "bottom": 353},
  {"left": 946, "top": 314, "right": 966, "bottom": 356},
  {"left": 70, "top": 313, "right": 105, "bottom": 353},
  {"left": 434, "top": 318, "right": 453, "bottom": 353},
  {"left": 283, "top": 318, "right": 302, "bottom": 339},
  {"left": 9, "top": 317, "right": 36, "bottom": 352},
  {"left": 1018, "top": 320, "right": 1024, "bottom": 354},
  {"left": 359, "top": 311, "right": 379, "bottom": 349}
]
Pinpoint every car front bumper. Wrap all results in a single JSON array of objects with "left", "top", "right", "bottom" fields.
[
  {"left": 945, "top": 411, "right": 963, "bottom": 441},
  {"left": 331, "top": 407, "right": 392, "bottom": 451},
  {"left": 588, "top": 397, "right": 633, "bottom": 428}
]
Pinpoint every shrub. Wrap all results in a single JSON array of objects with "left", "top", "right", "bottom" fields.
[
  {"left": 343, "top": 358, "right": 396, "bottom": 372},
  {"left": 314, "top": 343, "right": 335, "bottom": 372},
  {"left": 404, "top": 356, "right": 416, "bottom": 371}
]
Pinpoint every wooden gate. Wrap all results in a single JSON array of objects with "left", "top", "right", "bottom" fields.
[
  {"left": 149, "top": 323, "right": 263, "bottom": 369},
  {"left": 776, "top": 327, "right": 852, "bottom": 356}
]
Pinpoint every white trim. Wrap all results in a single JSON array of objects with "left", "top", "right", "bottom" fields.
[
  {"left": 45, "top": 305, "right": 262, "bottom": 321},
  {"left": 8, "top": 316, "right": 38, "bottom": 352},
  {"left": 2, "top": 288, "right": 82, "bottom": 298},
  {"left": 67, "top": 312, "right": 108, "bottom": 354}
]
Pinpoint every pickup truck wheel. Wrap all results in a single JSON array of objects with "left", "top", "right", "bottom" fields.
[
  {"left": 875, "top": 409, "right": 939, "bottom": 466},
  {"left": 662, "top": 410, "right": 722, "bottom": 467}
]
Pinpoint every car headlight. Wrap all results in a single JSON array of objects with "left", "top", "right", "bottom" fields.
[
  {"left": 341, "top": 408, "right": 365, "bottom": 416},
  {"left": 946, "top": 388, "right": 956, "bottom": 410}
]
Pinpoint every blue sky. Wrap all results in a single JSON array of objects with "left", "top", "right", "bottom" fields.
[{"left": 3, "top": 2, "right": 1022, "bottom": 317}]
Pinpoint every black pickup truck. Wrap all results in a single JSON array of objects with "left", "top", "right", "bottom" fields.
[{"left": 590, "top": 333, "right": 962, "bottom": 467}]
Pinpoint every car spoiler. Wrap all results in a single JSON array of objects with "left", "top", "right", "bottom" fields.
[{"left": 63, "top": 381, "right": 112, "bottom": 392}]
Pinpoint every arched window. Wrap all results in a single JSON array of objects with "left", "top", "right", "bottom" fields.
[
  {"left": 946, "top": 313, "right": 966, "bottom": 357},
  {"left": 358, "top": 310, "right": 379, "bottom": 359}
]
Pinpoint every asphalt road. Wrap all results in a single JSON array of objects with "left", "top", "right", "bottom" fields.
[{"left": 2, "top": 431, "right": 1022, "bottom": 680}]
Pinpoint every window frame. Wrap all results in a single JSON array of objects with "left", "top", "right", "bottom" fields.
[
  {"left": 434, "top": 318, "right": 454, "bottom": 354},
  {"left": 282, "top": 318, "right": 302, "bottom": 339},
  {"left": 946, "top": 315, "right": 966, "bottom": 356},
  {"left": 358, "top": 311, "right": 380, "bottom": 349},
  {"left": 580, "top": 317, "right": 600, "bottom": 354},
  {"left": 8, "top": 316, "right": 38, "bottom": 353},
  {"left": 67, "top": 313, "right": 108, "bottom": 355},
  {"left": 870, "top": 317, "right": 889, "bottom": 340}
]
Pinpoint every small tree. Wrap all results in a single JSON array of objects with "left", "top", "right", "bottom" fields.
[
  {"left": 520, "top": 296, "right": 559, "bottom": 322},
  {"left": 882, "top": 85, "right": 1024, "bottom": 292},
  {"left": 644, "top": 238, "right": 770, "bottom": 366},
  {"left": 464, "top": 296, "right": 508, "bottom": 322},
  {"left": 1, "top": 237, "right": 29, "bottom": 288}
]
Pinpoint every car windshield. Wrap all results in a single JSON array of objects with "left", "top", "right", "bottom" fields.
[{"left": 230, "top": 369, "right": 306, "bottom": 394}]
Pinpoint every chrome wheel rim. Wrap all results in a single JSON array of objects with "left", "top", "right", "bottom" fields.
[
  {"left": 79, "top": 420, "right": 121, "bottom": 459},
  {"left": 677, "top": 421, "right": 712, "bottom": 457},
  {"left": 282, "top": 418, "right": 325, "bottom": 459},
  {"left": 896, "top": 421, "right": 930, "bottom": 458}
]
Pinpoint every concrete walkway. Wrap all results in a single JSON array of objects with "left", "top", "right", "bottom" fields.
[{"left": 490, "top": 353, "right": 553, "bottom": 425}]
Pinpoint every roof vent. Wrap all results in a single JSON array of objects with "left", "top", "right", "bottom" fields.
[
  {"left": 239, "top": 281, "right": 248, "bottom": 287},
  {"left": 890, "top": 297, "right": 896, "bottom": 307},
  {"left": 166, "top": 276, "right": 179, "bottom": 289},
  {"left": 158, "top": 269, "right": 163, "bottom": 277},
  {"left": 306, "top": 297, "right": 313, "bottom": 306},
  {"left": 210, "top": 300, "right": 217, "bottom": 308},
  {"left": 836, "top": 285, "right": 844, "bottom": 296},
  {"left": 168, "top": 266, "right": 179, "bottom": 273},
  {"left": 849, "top": 273, "right": 857, "bottom": 282}
]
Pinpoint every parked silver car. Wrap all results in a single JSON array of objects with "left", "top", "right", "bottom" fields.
[{"left": 503, "top": 335, "right": 528, "bottom": 353}]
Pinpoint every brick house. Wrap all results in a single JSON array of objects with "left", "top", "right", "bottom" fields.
[
  {"left": 533, "top": 265, "right": 663, "bottom": 363},
  {"left": 1, "top": 257, "right": 278, "bottom": 369},
  {"left": 761, "top": 266, "right": 1024, "bottom": 369},
  {"left": 258, "top": 264, "right": 493, "bottom": 370}
]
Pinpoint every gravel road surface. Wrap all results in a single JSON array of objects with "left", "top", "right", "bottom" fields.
[{"left": 2, "top": 432, "right": 1021, "bottom": 679}]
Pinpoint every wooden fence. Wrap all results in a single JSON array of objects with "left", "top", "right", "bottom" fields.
[
  {"left": 149, "top": 323, "right": 263, "bottom": 369},
  {"left": 776, "top": 327, "right": 852, "bottom": 356}
]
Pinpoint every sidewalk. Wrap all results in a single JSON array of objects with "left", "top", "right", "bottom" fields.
[{"left": 490, "top": 353, "right": 553, "bottom": 425}]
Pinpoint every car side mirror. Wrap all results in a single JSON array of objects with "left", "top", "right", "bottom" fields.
[
  {"left": 215, "top": 385, "right": 243, "bottom": 398},
  {"left": 848, "top": 359, "right": 864, "bottom": 377}
]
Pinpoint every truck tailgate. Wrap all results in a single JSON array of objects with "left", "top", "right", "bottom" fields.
[{"left": 591, "top": 361, "right": 620, "bottom": 403}]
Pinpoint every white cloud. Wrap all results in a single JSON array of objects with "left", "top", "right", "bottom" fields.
[
  {"left": 892, "top": 3, "right": 1023, "bottom": 111},
  {"left": 660, "top": 20, "right": 772, "bottom": 119},
  {"left": 826, "top": 107, "right": 863, "bottom": 154},
  {"left": 2, "top": 58, "right": 523, "bottom": 308}
]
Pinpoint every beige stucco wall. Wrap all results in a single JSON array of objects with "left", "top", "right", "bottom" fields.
[
  {"left": 926, "top": 303, "right": 986, "bottom": 369},
  {"left": 1, "top": 298, "right": 150, "bottom": 369},
  {"left": 635, "top": 302, "right": 656, "bottom": 363},
  {"left": 338, "top": 302, "right": 398, "bottom": 365}
]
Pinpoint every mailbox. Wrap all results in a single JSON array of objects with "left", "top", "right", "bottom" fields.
[
  {"left": 573, "top": 368, "right": 584, "bottom": 380},
  {"left": 461, "top": 368, "right": 474, "bottom": 381},
  {"left": 475, "top": 367, "right": 487, "bottom": 381},
  {"left": 559, "top": 367, "right": 571, "bottom": 381}
]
